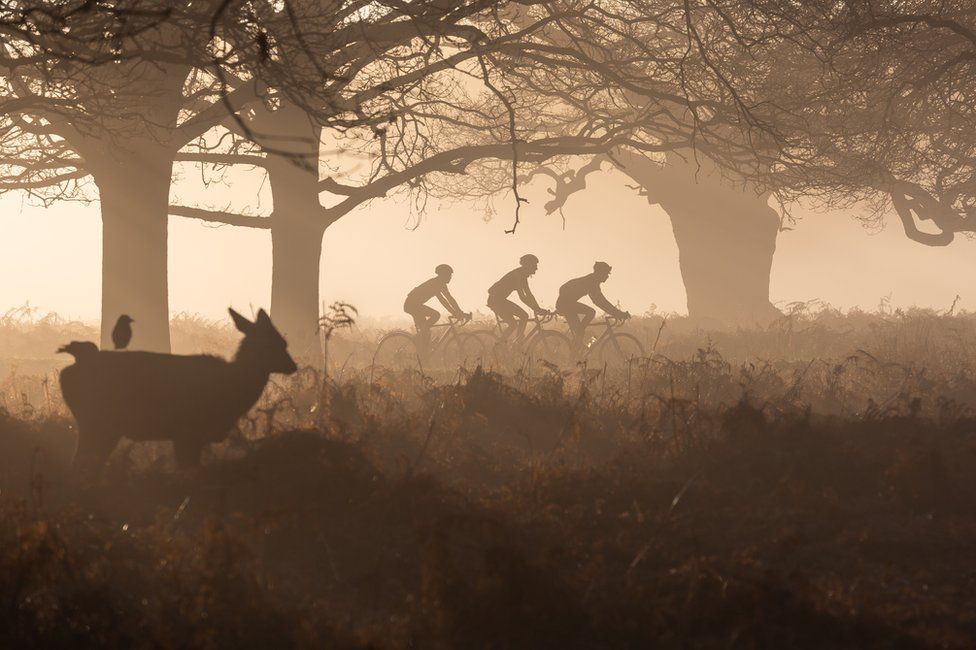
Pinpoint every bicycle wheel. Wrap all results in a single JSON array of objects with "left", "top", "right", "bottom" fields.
[
  {"left": 525, "top": 330, "right": 573, "bottom": 366},
  {"left": 461, "top": 333, "right": 489, "bottom": 367},
  {"left": 373, "top": 331, "right": 420, "bottom": 370},
  {"left": 469, "top": 329, "right": 501, "bottom": 351},
  {"left": 598, "top": 332, "right": 645, "bottom": 366},
  {"left": 432, "top": 332, "right": 460, "bottom": 369},
  {"left": 438, "top": 332, "right": 489, "bottom": 369},
  {"left": 458, "top": 329, "right": 499, "bottom": 367}
]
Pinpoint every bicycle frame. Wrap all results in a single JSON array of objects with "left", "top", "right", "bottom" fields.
[
  {"left": 489, "top": 313, "right": 557, "bottom": 350},
  {"left": 577, "top": 317, "right": 629, "bottom": 358},
  {"left": 427, "top": 316, "right": 471, "bottom": 352}
]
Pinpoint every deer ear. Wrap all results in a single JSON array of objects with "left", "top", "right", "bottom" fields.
[{"left": 229, "top": 308, "right": 253, "bottom": 333}]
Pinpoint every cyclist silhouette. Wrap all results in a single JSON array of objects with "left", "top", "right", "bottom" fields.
[
  {"left": 487, "top": 254, "right": 550, "bottom": 342},
  {"left": 556, "top": 261, "right": 631, "bottom": 348},
  {"left": 404, "top": 264, "right": 470, "bottom": 354}
]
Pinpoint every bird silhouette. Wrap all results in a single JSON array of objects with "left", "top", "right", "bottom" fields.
[
  {"left": 112, "top": 315, "right": 134, "bottom": 350},
  {"left": 57, "top": 341, "right": 100, "bottom": 362}
]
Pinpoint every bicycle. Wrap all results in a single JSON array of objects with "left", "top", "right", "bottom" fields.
[
  {"left": 372, "top": 315, "right": 486, "bottom": 371},
  {"left": 575, "top": 316, "right": 645, "bottom": 366},
  {"left": 473, "top": 314, "right": 643, "bottom": 367},
  {"left": 525, "top": 314, "right": 644, "bottom": 367},
  {"left": 470, "top": 313, "right": 573, "bottom": 367}
]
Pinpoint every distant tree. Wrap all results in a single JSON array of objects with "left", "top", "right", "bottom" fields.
[
  {"left": 598, "top": 0, "right": 976, "bottom": 248},
  {"left": 497, "top": 1, "right": 976, "bottom": 324},
  {"left": 166, "top": 1, "right": 687, "bottom": 357},
  {"left": 733, "top": 0, "right": 976, "bottom": 247},
  {"left": 10, "top": 0, "right": 959, "bottom": 338},
  {"left": 0, "top": 1, "right": 263, "bottom": 351},
  {"left": 169, "top": 98, "right": 633, "bottom": 358},
  {"left": 526, "top": 151, "right": 783, "bottom": 325},
  {"left": 450, "top": 1, "right": 789, "bottom": 325},
  {"left": 0, "top": 0, "right": 679, "bottom": 352}
]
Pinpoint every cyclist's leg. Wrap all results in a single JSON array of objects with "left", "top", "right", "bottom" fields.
[
  {"left": 559, "top": 301, "right": 594, "bottom": 349},
  {"left": 578, "top": 303, "right": 596, "bottom": 331},
  {"left": 555, "top": 299, "right": 580, "bottom": 345},
  {"left": 418, "top": 306, "right": 439, "bottom": 354},
  {"left": 577, "top": 304, "right": 596, "bottom": 348},
  {"left": 406, "top": 303, "right": 439, "bottom": 355},
  {"left": 488, "top": 296, "right": 522, "bottom": 342},
  {"left": 509, "top": 301, "right": 529, "bottom": 341},
  {"left": 486, "top": 296, "right": 511, "bottom": 338},
  {"left": 498, "top": 299, "right": 528, "bottom": 341}
]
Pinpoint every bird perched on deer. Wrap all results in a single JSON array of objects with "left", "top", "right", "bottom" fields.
[
  {"left": 111, "top": 314, "right": 134, "bottom": 350},
  {"left": 59, "top": 308, "right": 297, "bottom": 470}
]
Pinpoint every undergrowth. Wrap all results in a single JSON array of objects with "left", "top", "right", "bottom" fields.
[{"left": 0, "top": 310, "right": 975, "bottom": 648}]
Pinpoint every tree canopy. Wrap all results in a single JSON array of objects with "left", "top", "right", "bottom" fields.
[{"left": 1, "top": 0, "right": 973, "bottom": 344}]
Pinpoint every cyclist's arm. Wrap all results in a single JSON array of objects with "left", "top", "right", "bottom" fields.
[
  {"left": 437, "top": 289, "right": 465, "bottom": 318},
  {"left": 517, "top": 279, "right": 543, "bottom": 313},
  {"left": 589, "top": 288, "right": 626, "bottom": 318}
]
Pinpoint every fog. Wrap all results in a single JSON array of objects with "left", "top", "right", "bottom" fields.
[
  {"left": 5, "top": 1, "right": 976, "bottom": 645},
  {"left": 2, "top": 168, "right": 972, "bottom": 323}
]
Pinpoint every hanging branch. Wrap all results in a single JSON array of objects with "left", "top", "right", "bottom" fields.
[{"left": 477, "top": 53, "right": 527, "bottom": 234}]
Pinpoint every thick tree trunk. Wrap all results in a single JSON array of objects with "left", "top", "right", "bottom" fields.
[
  {"left": 59, "top": 57, "right": 193, "bottom": 353},
  {"left": 94, "top": 155, "right": 173, "bottom": 352},
  {"left": 254, "top": 101, "right": 329, "bottom": 361},
  {"left": 662, "top": 190, "right": 781, "bottom": 327},
  {"left": 270, "top": 215, "right": 326, "bottom": 360},
  {"left": 616, "top": 151, "right": 781, "bottom": 327}
]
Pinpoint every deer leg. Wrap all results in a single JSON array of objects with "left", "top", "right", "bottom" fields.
[
  {"left": 173, "top": 438, "right": 205, "bottom": 469},
  {"left": 73, "top": 428, "right": 118, "bottom": 473}
]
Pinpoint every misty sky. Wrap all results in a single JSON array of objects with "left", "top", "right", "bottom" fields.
[{"left": 1, "top": 167, "right": 973, "bottom": 324}]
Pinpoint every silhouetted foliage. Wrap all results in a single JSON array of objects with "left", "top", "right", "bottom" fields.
[{"left": 1, "top": 312, "right": 975, "bottom": 647}]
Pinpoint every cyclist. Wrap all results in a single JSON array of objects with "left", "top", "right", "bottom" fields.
[
  {"left": 404, "top": 264, "right": 471, "bottom": 354},
  {"left": 556, "top": 261, "right": 631, "bottom": 349},
  {"left": 487, "top": 254, "right": 550, "bottom": 342}
]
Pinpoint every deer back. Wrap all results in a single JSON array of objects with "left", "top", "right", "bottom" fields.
[{"left": 60, "top": 351, "right": 270, "bottom": 441}]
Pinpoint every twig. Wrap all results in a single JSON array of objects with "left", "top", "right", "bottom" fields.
[
  {"left": 652, "top": 316, "right": 668, "bottom": 352},
  {"left": 477, "top": 55, "right": 527, "bottom": 233}
]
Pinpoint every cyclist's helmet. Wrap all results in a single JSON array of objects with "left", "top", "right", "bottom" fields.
[
  {"left": 520, "top": 254, "right": 539, "bottom": 267},
  {"left": 593, "top": 261, "right": 612, "bottom": 274},
  {"left": 435, "top": 263, "right": 453, "bottom": 276}
]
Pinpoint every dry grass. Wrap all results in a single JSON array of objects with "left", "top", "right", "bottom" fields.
[{"left": 0, "top": 308, "right": 975, "bottom": 648}]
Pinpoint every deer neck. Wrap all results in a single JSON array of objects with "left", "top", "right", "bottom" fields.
[{"left": 230, "top": 350, "right": 273, "bottom": 405}]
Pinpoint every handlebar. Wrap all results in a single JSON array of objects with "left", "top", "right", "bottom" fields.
[{"left": 605, "top": 314, "right": 632, "bottom": 325}]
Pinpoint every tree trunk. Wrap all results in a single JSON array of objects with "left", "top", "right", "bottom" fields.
[
  {"left": 94, "top": 154, "right": 173, "bottom": 352},
  {"left": 253, "top": 101, "right": 329, "bottom": 360},
  {"left": 270, "top": 214, "right": 326, "bottom": 360},
  {"left": 663, "top": 190, "right": 781, "bottom": 326},
  {"left": 616, "top": 151, "right": 781, "bottom": 327}
]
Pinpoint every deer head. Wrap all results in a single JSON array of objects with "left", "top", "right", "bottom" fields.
[{"left": 229, "top": 308, "right": 299, "bottom": 375}]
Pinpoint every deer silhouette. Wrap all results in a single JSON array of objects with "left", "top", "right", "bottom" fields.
[
  {"left": 58, "top": 340, "right": 100, "bottom": 361},
  {"left": 59, "top": 308, "right": 298, "bottom": 469}
]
